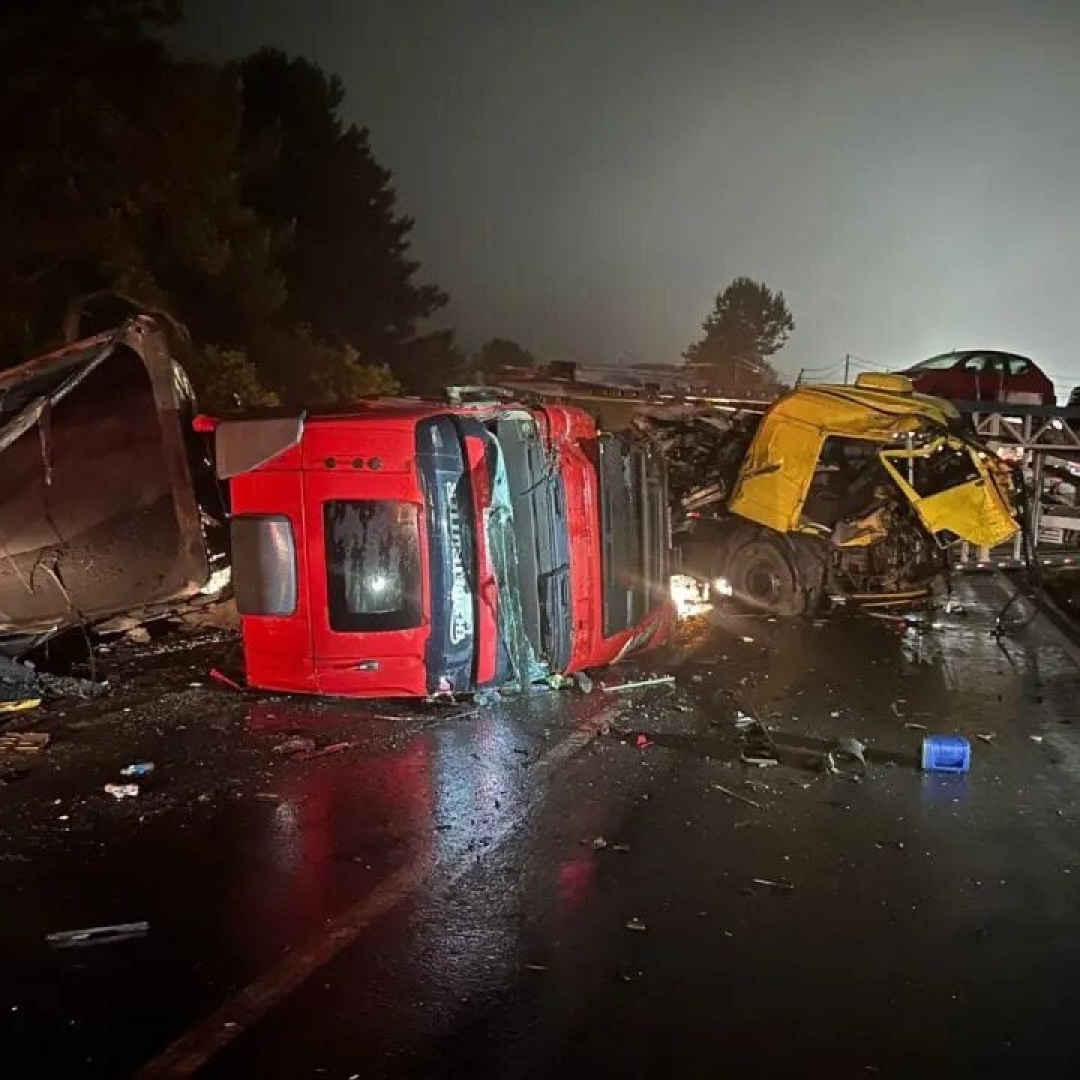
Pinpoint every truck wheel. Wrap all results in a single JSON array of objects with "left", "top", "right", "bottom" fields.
[{"left": 725, "top": 536, "right": 805, "bottom": 616}]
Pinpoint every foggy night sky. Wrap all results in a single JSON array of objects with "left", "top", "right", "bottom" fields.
[{"left": 174, "top": 0, "right": 1080, "bottom": 389}]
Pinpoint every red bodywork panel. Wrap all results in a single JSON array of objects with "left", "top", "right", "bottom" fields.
[{"left": 218, "top": 399, "right": 671, "bottom": 698}]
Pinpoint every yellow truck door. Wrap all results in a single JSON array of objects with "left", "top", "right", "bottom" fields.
[
  {"left": 729, "top": 413, "right": 824, "bottom": 533},
  {"left": 879, "top": 439, "right": 1018, "bottom": 548}
]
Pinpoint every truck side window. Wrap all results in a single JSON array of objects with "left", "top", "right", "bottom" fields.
[
  {"left": 908, "top": 446, "right": 979, "bottom": 498},
  {"left": 324, "top": 501, "right": 422, "bottom": 632},
  {"left": 231, "top": 515, "right": 298, "bottom": 616}
]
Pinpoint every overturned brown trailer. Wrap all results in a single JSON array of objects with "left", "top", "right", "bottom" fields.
[{"left": 0, "top": 318, "right": 218, "bottom": 652}]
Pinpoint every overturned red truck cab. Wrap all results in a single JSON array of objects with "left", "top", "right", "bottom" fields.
[{"left": 207, "top": 397, "right": 671, "bottom": 698}]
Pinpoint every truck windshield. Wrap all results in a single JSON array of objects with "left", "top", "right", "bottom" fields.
[{"left": 324, "top": 500, "right": 422, "bottom": 632}]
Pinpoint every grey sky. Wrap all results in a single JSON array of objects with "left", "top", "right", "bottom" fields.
[{"left": 175, "top": 0, "right": 1080, "bottom": 389}]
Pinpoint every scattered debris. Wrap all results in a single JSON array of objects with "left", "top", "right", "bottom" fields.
[
  {"left": 741, "top": 636, "right": 755, "bottom": 644},
  {"left": 875, "top": 840, "right": 906, "bottom": 852},
  {"left": 0, "top": 731, "right": 50, "bottom": 755},
  {"left": 209, "top": 667, "right": 245, "bottom": 692},
  {"left": 740, "top": 747, "right": 779, "bottom": 768},
  {"left": 635, "top": 734, "right": 654, "bottom": 750},
  {"left": 604, "top": 676, "right": 676, "bottom": 694},
  {"left": 611, "top": 843, "right": 632, "bottom": 853},
  {"left": 624, "top": 917, "right": 648, "bottom": 932},
  {"left": 976, "top": 733, "right": 997, "bottom": 745},
  {"left": 524, "top": 963, "right": 548, "bottom": 972},
  {"left": 1030, "top": 734, "right": 1045, "bottom": 744},
  {"left": 125, "top": 626, "right": 152, "bottom": 645},
  {"left": 46, "top": 921, "right": 150, "bottom": 948},
  {"left": 301, "top": 742, "right": 350, "bottom": 760},
  {"left": 734, "top": 708, "right": 780, "bottom": 767},
  {"left": 825, "top": 737, "right": 868, "bottom": 779},
  {"left": 903, "top": 722, "right": 929, "bottom": 732},
  {"left": 103, "top": 783, "right": 140, "bottom": 800},
  {"left": 120, "top": 762, "right": 155, "bottom": 778},
  {"left": 273, "top": 737, "right": 316, "bottom": 757},
  {"left": 1, "top": 654, "right": 104, "bottom": 704},
  {"left": 751, "top": 877, "right": 796, "bottom": 892},
  {"left": 444, "top": 708, "right": 479, "bottom": 722},
  {"left": 713, "top": 783, "right": 762, "bottom": 809},
  {"left": 575, "top": 671, "right": 595, "bottom": 694},
  {"left": 591, "top": 837, "right": 609, "bottom": 851}
]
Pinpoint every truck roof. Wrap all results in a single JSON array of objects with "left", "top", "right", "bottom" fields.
[{"left": 772, "top": 378, "right": 960, "bottom": 439}]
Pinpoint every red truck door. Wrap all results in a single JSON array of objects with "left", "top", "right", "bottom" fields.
[{"left": 291, "top": 416, "right": 432, "bottom": 698}]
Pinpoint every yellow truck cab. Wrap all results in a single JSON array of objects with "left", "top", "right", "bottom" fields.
[{"left": 672, "top": 373, "right": 1019, "bottom": 613}]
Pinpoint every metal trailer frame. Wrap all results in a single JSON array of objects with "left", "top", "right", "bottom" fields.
[{"left": 954, "top": 401, "right": 1080, "bottom": 570}]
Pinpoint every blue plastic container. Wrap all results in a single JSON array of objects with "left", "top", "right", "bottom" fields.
[{"left": 920, "top": 734, "right": 971, "bottom": 773}]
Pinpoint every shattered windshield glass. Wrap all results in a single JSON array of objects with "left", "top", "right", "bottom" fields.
[{"left": 907, "top": 444, "right": 980, "bottom": 498}]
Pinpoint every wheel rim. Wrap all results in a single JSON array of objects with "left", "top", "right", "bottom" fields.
[{"left": 746, "top": 562, "right": 782, "bottom": 605}]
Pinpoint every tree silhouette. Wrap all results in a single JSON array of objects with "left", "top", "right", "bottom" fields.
[
  {"left": 0, "top": 26, "right": 437, "bottom": 407},
  {"left": 238, "top": 49, "right": 449, "bottom": 393},
  {"left": 683, "top": 277, "right": 793, "bottom": 398}
]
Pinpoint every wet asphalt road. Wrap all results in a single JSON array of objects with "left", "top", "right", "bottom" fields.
[{"left": 3, "top": 574, "right": 1080, "bottom": 1078}]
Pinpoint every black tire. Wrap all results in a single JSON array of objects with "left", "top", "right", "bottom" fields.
[{"left": 725, "top": 534, "right": 805, "bottom": 616}]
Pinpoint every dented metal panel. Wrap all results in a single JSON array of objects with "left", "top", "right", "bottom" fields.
[
  {"left": 879, "top": 438, "right": 1019, "bottom": 548},
  {"left": 0, "top": 319, "right": 211, "bottom": 643}
]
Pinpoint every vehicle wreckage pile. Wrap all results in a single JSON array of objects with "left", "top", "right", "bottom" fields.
[
  {"left": 0, "top": 319, "right": 1021, "bottom": 701},
  {"left": 634, "top": 374, "right": 1020, "bottom": 615}
]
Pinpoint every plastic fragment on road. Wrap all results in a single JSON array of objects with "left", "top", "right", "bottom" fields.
[
  {"left": 103, "top": 783, "right": 139, "bottom": 800},
  {"left": 120, "top": 762, "right": 155, "bottom": 778},
  {"left": 751, "top": 877, "right": 796, "bottom": 892},
  {"left": 604, "top": 676, "right": 676, "bottom": 694},
  {"left": 635, "top": 734, "right": 654, "bottom": 750},
  {"left": 1030, "top": 734, "right": 1044, "bottom": 744},
  {"left": 976, "top": 733, "right": 997, "bottom": 745},
  {"left": 46, "top": 921, "right": 149, "bottom": 948},
  {"left": 624, "top": 917, "right": 648, "bottom": 932},
  {"left": 920, "top": 734, "right": 971, "bottom": 773},
  {"left": 591, "top": 836, "right": 608, "bottom": 850},
  {"left": 209, "top": 667, "right": 245, "bottom": 692}
]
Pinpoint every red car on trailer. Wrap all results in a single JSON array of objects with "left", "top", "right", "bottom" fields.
[{"left": 204, "top": 397, "right": 671, "bottom": 698}]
